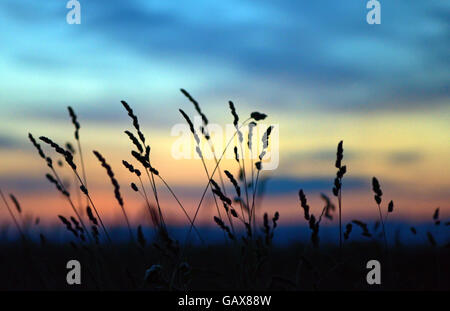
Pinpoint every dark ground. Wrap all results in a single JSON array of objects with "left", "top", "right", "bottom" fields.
[{"left": 1, "top": 240, "right": 448, "bottom": 291}]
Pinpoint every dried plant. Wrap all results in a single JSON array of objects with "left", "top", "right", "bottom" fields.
[
  {"left": 5, "top": 89, "right": 446, "bottom": 291},
  {"left": 332, "top": 140, "right": 346, "bottom": 256},
  {"left": 93, "top": 150, "right": 132, "bottom": 240}
]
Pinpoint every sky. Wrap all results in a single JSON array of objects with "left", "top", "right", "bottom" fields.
[{"left": 0, "top": 1, "right": 449, "bottom": 234}]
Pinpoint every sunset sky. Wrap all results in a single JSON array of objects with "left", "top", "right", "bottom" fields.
[{"left": 0, "top": 1, "right": 448, "bottom": 233}]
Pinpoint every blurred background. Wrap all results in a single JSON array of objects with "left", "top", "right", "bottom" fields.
[{"left": 0, "top": 1, "right": 448, "bottom": 243}]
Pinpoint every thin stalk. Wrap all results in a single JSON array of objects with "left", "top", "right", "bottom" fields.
[
  {"left": 183, "top": 117, "right": 251, "bottom": 246},
  {"left": 238, "top": 143, "right": 250, "bottom": 217},
  {"left": 249, "top": 147, "right": 255, "bottom": 204},
  {"left": 190, "top": 124, "right": 224, "bottom": 224},
  {"left": 138, "top": 176, "right": 154, "bottom": 221},
  {"left": 250, "top": 170, "right": 261, "bottom": 236},
  {"left": 51, "top": 167, "right": 92, "bottom": 243},
  {"left": 199, "top": 156, "right": 231, "bottom": 240},
  {"left": 338, "top": 186, "right": 342, "bottom": 259},
  {"left": 0, "top": 188, "right": 25, "bottom": 240},
  {"left": 238, "top": 199, "right": 246, "bottom": 224},
  {"left": 73, "top": 174, "right": 83, "bottom": 215},
  {"left": 377, "top": 203, "right": 388, "bottom": 251},
  {"left": 72, "top": 169, "right": 112, "bottom": 243},
  {"left": 203, "top": 132, "right": 234, "bottom": 240},
  {"left": 207, "top": 139, "right": 228, "bottom": 197},
  {"left": 0, "top": 189, "right": 49, "bottom": 288},
  {"left": 199, "top": 156, "right": 224, "bottom": 224},
  {"left": 144, "top": 168, "right": 165, "bottom": 229},
  {"left": 76, "top": 139, "right": 89, "bottom": 208},
  {"left": 156, "top": 175, "right": 204, "bottom": 243},
  {"left": 246, "top": 142, "right": 255, "bottom": 226}
]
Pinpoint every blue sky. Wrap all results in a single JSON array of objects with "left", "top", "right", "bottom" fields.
[{"left": 0, "top": 0, "right": 448, "bottom": 118}]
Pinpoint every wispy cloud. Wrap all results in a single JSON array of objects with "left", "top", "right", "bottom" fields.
[
  {"left": 260, "top": 176, "right": 368, "bottom": 195},
  {"left": 0, "top": 0, "right": 448, "bottom": 116},
  {"left": 387, "top": 151, "right": 423, "bottom": 165},
  {"left": 0, "top": 135, "right": 21, "bottom": 149}
]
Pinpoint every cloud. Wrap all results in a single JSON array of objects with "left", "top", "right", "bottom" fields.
[
  {"left": 260, "top": 175, "right": 368, "bottom": 195},
  {"left": 0, "top": 176, "right": 50, "bottom": 192},
  {"left": 387, "top": 151, "right": 423, "bottom": 165},
  {"left": 76, "top": 0, "right": 450, "bottom": 111},
  {"left": 1, "top": 0, "right": 449, "bottom": 115},
  {"left": 16, "top": 99, "right": 177, "bottom": 130},
  {"left": 0, "top": 135, "right": 28, "bottom": 151},
  {"left": 0, "top": 135, "right": 20, "bottom": 148},
  {"left": 284, "top": 149, "right": 357, "bottom": 164}
]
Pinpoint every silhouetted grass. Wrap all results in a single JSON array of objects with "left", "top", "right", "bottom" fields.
[{"left": 0, "top": 90, "right": 448, "bottom": 291}]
